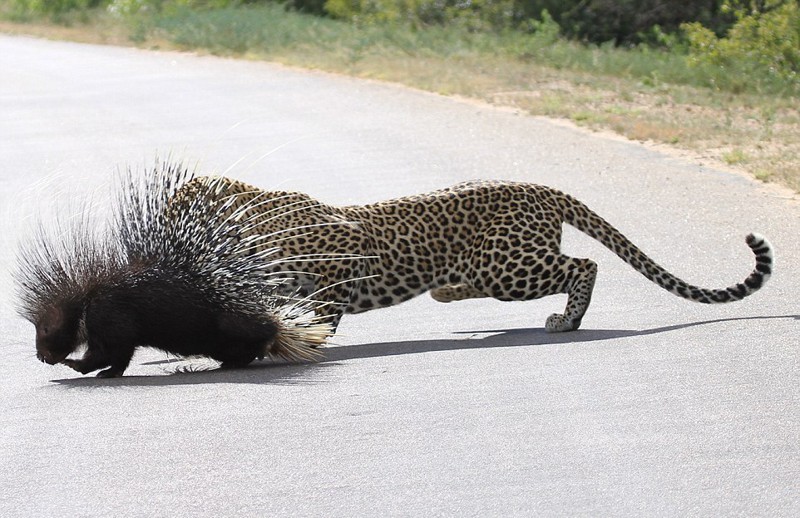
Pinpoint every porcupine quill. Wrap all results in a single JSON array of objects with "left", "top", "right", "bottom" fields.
[{"left": 14, "top": 161, "right": 333, "bottom": 377}]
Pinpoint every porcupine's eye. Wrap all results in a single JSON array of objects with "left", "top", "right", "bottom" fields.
[{"left": 35, "top": 321, "right": 48, "bottom": 337}]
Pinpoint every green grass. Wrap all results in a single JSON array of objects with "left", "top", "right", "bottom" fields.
[
  {"left": 723, "top": 148, "right": 749, "bottom": 165},
  {"left": 146, "top": 5, "right": 799, "bottom": 97}
]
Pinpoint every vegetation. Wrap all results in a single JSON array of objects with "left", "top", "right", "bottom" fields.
[
  {"left": 683, "top": 2, "right": 799, "bottom": 88},
  {"left": 1, "top": 0, "right": 798, "bottom": 191}
]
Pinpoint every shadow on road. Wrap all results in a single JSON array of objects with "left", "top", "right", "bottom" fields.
[
  {"left": 322, "top": 314, "right": 798, "bottom": 362},
  {"left": 50, "top": 314, "right": 798, "bottom": 387}
]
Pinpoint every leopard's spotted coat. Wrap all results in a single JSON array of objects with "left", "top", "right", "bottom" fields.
[{"left": 177, "top": 178, "right": 773, "bottom": 334}]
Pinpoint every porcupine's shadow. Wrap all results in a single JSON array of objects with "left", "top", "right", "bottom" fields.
[
  {"left": 51, "top": 360, "right": 332, "bottom": 387},
  {"left": 51, "top": 314, "right": 797, "bottom": 387}
]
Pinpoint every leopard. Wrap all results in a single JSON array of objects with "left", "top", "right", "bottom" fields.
[{"left": 176, "top": 177, "right": 773, "bottom": 335}]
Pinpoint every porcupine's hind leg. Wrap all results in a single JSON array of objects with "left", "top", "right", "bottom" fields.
[{"left": 212, "top": 313, "right": 279, "bottom": 368}]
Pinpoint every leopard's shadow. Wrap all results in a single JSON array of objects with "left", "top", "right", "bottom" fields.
[
  {"left": 321, "top": 314, "right": 798, "bottom": 362},
  {"left": 51, "top": 314, "right": 798, "bottom": 387}
]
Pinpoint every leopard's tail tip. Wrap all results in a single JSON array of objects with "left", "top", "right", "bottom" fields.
[{"left": 745, "top": 232, "right": 774, "bottom": 285}]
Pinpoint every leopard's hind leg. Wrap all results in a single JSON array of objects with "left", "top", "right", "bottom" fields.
[
  {"left": 543, "top": 256, "right": 598, "bottom": 332},
  {"left": 430, "top": 284, "right": 487, "bottom": 303},
  {"left": 466, "top": 246, "right": 598, "bottom": 332}
]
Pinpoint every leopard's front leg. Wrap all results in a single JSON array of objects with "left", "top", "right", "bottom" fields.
[{"left": 306, "top": 275, "right": 364, "bottom": 339}]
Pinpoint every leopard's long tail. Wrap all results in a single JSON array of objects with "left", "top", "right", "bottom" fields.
[{"left": 553, "top": 189, "right": 773, "bottom": 303}]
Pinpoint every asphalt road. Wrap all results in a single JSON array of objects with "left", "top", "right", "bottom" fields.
[{"left": 1, "top": 35, "right": 798, "bottom": 517}]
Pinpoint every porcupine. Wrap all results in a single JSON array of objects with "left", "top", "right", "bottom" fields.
[{"left": 14, "top": 163, "right": 338, "bottom": 378}]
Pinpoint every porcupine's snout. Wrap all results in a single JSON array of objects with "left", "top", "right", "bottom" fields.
[
  {"left": 36, "top": 348, "right": 69, "bottom": 365},
  {"left": 35, "top": 332, "right": 73, "bottom": 365},
  {"left": 33, "top": 305, "right": 82, "bottom": 365}
]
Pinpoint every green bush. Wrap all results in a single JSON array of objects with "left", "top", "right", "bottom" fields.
[
  {"left": 3, "top": 0, "right": 769, "bottom": 46},
  {"left": 322, "top": 0, "right": 740, "bottom": 43},
  {"left": 107, "top": 0, "right": 245, "bottom": 16},
  {"left": 683, "top": 1, "right": 799, "bottom": 88},
  {"left": 323, "top": 0, "right": 522, "bottom": 30},
  {"left": 5, "top": 0, "right": 106, "bottom": 17},
  {"left": 554, "top": 0, "right": 727, "bottom": 45}
]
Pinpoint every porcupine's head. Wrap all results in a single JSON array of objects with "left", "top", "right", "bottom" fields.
[{"left": 14, "top": 203, "right": 125, "bottom": 365}]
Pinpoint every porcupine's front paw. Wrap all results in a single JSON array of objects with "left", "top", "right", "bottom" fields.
[
  {"left": 62, "top": 357, "right": 121, "bottom": 377},
  {"left": 62, "top": 358, "right": 96, "bottom": 374}
]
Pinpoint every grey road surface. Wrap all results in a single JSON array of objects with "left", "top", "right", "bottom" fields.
[{"left": 1, "top": 35, "right": 798, "bottom": 517}]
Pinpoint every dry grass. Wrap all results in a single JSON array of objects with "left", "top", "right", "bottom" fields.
[{"left": 487, "top": 76, "right": 800, "bottom": 190}]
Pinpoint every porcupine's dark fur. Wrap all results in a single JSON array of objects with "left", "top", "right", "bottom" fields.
[{"left": 14, "top": 162, "right": 330, "bottom": 378}]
